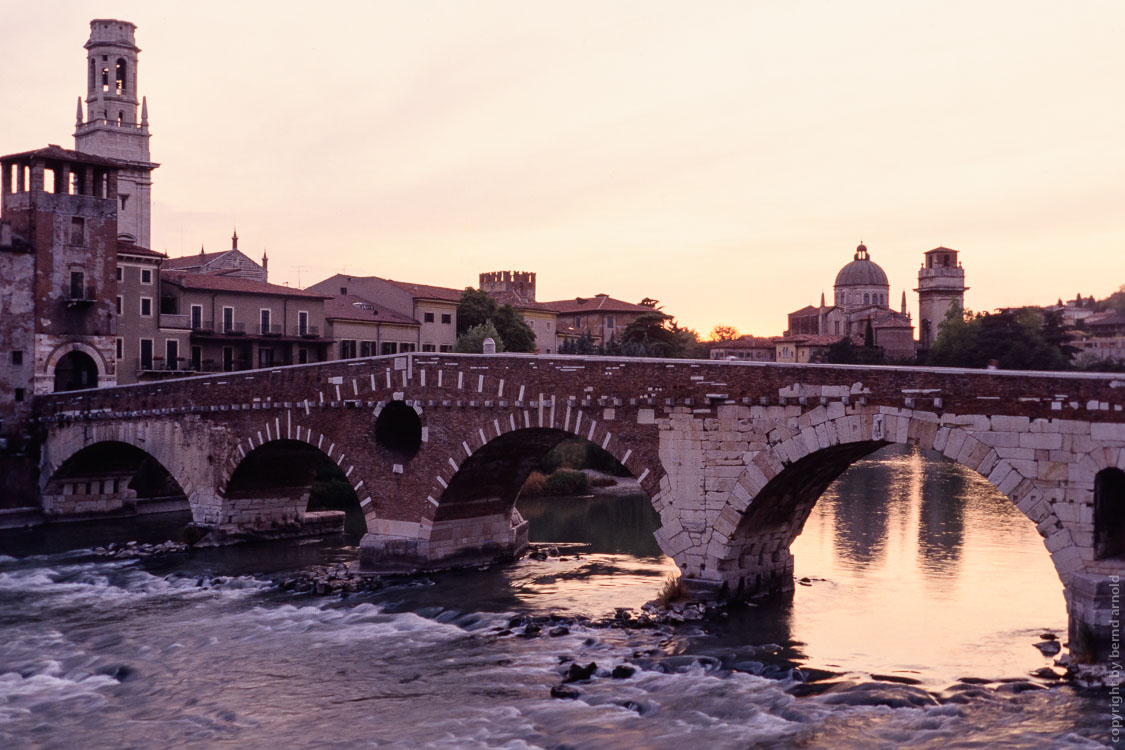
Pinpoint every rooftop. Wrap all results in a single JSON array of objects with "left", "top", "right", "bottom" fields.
[{"left": 162, "top": 271, "right": 328, "bottom": 299}]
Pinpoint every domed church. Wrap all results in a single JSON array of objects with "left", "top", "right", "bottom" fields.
[{"left": 785, "top": 243, "right": 918, "bottom": 361}]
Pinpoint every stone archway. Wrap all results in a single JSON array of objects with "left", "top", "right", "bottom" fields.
[
  {"left": 53, "top": 350, "right": 99, "bottom": 392},
  {"left": 41, "top": 439, "right": 187, "bottom": 518}
]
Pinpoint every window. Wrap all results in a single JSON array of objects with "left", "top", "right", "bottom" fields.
[
  {"left": 441, "top": 313, "right": 452, "bottom": 325},
  {"left": 424, "top": 312, "right": 435, "bottom": 323},
  {"left": 439, "top": 345, "right": 453, "bottom": 352},
  {"left": 115, "top": 338, "right": 123, "bottom": 359},
  {"left": 11, "top": 350, "right": 22, "bottom": 366},
  {"left": 360, "top": 341, "right": 375, "bottom": 357},
  {"left": 381, "top": 342, "right": 397, "bottom": 355},
  {"left": 190, "top": 346, "right": 202, "bottom": 370},
  {"left": 298, "top": 311, "right": 309, "bottom": 336},
  {"left": 341, "top": 340, "right": 357, "bottom": 358},
  {"left": 69, "top": 217, "right": 85, "bottom": 245},
  {"left": 140, "top": 269, "right": 152, "bottom": 284},
  {"left": 70, "top": 271, "right": 85, "bottom": 299},
  {"left": 298, "top": 348, "right": 308, "bottom": 364},
  {"left": 14, "top": 388, "right": 24, "bottom": 402},
  {"left": 223, "top": 307, "right": 234, "bottom": 333},
  {"left": 190, "top": 305, "right": 203, "bottom": 329},
  {"left": 166, "top": 340, "right": 178, "bottom": 369},
  {"left": 339, "top": 286, "right": 347, "bottom": 295},
  {"left": 260, "top": 309, "right": 271, "bottom": 335},
  {"left": 139, "top": 338, "right": 153, "bottom": 370},
  {"left": 116, "top": 266, "right": 122, "bottom": 281},
  {"left": 422, "top": 344, "right": 435, "bottom": 352},
  {"left": 140, "top": 297, "right": 152, "bottom": 317},
  {"left": 120, "top": 194, "right": 129, "bottom": 211},
  {"left": 116, "top": 296, "right": 122, "bottom": 315},
  {"left": 605, "top": 315, "right": 615, "bottom": 329},
  {"left": 400, "top": 343, "right": 416, "bottom": 352},
  {"left": 258, "top": 348, "right": 273, "bottom": 367},
  {"left": 222, "top": 347, "right": 234, "bottom": 372}
]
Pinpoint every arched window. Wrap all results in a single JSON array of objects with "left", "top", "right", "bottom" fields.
[
  {"left": 117, "top": 111, "right": 124, "bottom": 126},
  {"left": 863, "top": 293, "right": 870, "bottom": 305},
  {"left": 89, "top": 59, "right": 96, "bottom": 92},
  {"left": 54, "top": 351, "right": 99, "bottom": 392},
  {"left": 115, "top": 58, "right": 127, "bottom": 95},
  {"left": 1095, "top": 468, "right": 1125, "bottom": 558}
]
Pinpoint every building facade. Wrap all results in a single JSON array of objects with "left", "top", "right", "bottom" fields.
[
  {"left": 478, "top": 271, "right": 558, "bottom": 353},
  {"left": 544, "top": 294, "right": 656, "bottom": 350}
]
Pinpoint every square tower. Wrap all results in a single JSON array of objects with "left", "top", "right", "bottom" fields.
[
  {"left": 0, "top": 145, "right": 121, "bottom": 439},
  {"left": 74, "top": 19, "right": 158, "bottom": 248}
]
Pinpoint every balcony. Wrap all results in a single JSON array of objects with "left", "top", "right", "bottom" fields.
[
  {"left": 259, "top": 323, "right": 282, "bottom": 336},
  {"left": 160, "top": 313, "right": 191, "bottom": 329},
  {"left": 65, "top": 285, "right": 97, "bottom": 308},
  {"left": 222, "top": 322, "right": 246, "bottom": 335},
  {"left": 299, "top": 325, "right": 320, "bottom": 338},
  {"left": 135, "top": 357, "right": 200, "bottom": 376},
  {"left": 191, "top": 319, "right": 215, "bottom": 334}
]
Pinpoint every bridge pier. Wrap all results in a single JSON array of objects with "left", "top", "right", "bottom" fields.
[
  {"left": 359, "top": 508, "right": 529, "bottom": 574},
  {"left": 1067, "top": 573, "right": 1123, "bottom": 662}
]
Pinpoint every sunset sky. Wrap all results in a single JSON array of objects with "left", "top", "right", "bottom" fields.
[{"left": 4, "top": 1, "right": 1123, "bottom": 336}]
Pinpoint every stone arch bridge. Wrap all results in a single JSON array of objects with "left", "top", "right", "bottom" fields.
[{"left": 34, "top": 353, "right": 1125, "bottom": 656}]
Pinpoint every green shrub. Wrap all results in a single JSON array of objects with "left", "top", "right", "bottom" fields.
[{"left": 543, "top": 468, "right": 589, "bottom": 496}]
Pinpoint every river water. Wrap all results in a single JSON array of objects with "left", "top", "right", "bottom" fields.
[{"left": 0, "top": 445, "right": 1112, "bottom": 748}]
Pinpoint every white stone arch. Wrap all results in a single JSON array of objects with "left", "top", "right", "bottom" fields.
[
  {"left": 40, "top": 420, "right": 197, "bottom": 514},
  {"left": 701, "top": 410, "right": 1095, "bottom": 595},
  {"left": 42, "top": 340, "right": 113, "bottom": 387}
]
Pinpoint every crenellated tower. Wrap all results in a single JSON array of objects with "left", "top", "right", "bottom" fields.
[{"left": 74, "top": 19, "right": 158, "bottom": 248}]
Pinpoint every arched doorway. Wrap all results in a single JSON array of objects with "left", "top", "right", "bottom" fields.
[{"left": 54, "top": 351, "right": 99, "bottom": 391}]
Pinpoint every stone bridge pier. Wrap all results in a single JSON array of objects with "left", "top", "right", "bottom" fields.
[{"left": 33, "top": 354, "right": 1125, "bottom": 660}]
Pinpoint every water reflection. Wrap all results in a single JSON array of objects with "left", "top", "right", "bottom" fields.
[{"left": 517, "top": 492, "right": 663, "bottom": 557}]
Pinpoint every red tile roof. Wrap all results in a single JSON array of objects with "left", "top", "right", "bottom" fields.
[
  {"left": 162, "top": 271, "right": 329, "bottom": 298},
  {"left": 116, "top": 241, "right": 166, "bottom": 259},
  {"left": 385, "top": 279, "right": 466, "bottom": 303},
  {"left": 163, "top": 250, "right": 232, "bottom": 270},
  {"left": 1, "top": 143, "right": 124, "bottom": 168},
  {"left": 324, "top": 294, "right": 419, "bottom": 326},
  {"left": 541, "top": 294, "right": 657, "bottom": 315}
]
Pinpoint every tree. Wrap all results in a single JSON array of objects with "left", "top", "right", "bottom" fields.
[
  {"left": 455, "top": 321, "right": 505, "bottom": 353},
  {"left": 824, "top": 337, "right": 885, "bottom": 365},
  {"left": 456, "top": 289, "right": 536, "bottom": 352},
  {"left": 620, "top": 312, "right": 702, "bottom": 358},
  {"left": 709, "top": 325, "right": 739, "bottom": 342},
  {"left": 639, "top": 297, "right": 661, "bottom": 309},
  {"left": 927, "top": 304, "right": 1071, "bottom": 370},
  {"left": 456, "top": 288, "right": 498, "bottom": 335},
  {"left": 493, "top": 304, "right": 536, "bottom": 353}
]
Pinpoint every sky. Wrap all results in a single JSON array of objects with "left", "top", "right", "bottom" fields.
[{"left": 3, "top": 1, "right": 1123, "bottom": 336}]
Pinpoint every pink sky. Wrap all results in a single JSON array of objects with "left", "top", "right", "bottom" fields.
[{"left": 3, "top": 1, "right": 1123, "bottom": 336}]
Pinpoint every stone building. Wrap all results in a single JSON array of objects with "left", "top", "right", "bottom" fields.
[
  {"left": 708, "top": 336, "right": 778, "bottom": 362},
  {"left": 114, "top": 239, "right": 169, "bottom": 382},
  {"left": 158, "top": 270, "right": 332, "bottom": 371},
  {"left": 325, "top": 294, "right": 421, "bottom": 358},
  {"left": 544, "top": 294, "right": 657, "bottom": 350},
  {"left": 784, "top": 243, "right": 961, "bottom": 362},
  {"left": 0, "top": 146, "right": 122, "bottom": 436},
  {"left": 163, "top": 232, "right": 268, "bottom": 281},
  {"left": 309, "top": 275, "right": 460, "bottom": 352}
]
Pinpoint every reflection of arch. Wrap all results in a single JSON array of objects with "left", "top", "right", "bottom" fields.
[
  {"left": 54, "top": 350, "right": 99, "bottom": 392},
  {"left": 711, "top": 413, "right": 1079, "bottom": 595}
]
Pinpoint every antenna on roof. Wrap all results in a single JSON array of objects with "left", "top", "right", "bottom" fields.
[{"left": 293, "top": 265, "right": 306, "bottom": 287}]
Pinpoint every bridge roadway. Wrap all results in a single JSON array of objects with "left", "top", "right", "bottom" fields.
[{"left": 33, "top": 353, "right": 1125, "bottom": 659}]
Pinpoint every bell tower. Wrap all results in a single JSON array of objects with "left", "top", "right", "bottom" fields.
[
  {"left": 74, "top": 19, "right": 157, "bottom": 248},
  {"left": 915, "top": 247, "right": 968, "bottom": 350}
]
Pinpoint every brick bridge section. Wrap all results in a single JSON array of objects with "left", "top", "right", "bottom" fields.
[{"left": 34, "top": 353, "right": 1125, "bottom": 657}]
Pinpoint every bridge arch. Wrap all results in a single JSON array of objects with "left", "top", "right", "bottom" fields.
[
  {"left": 384, "top": 411, "right": 666, "bottom": 570},
  {"left": 220, "top": 431, "right": 376, "bottom": 532},
  {"left": 696, "top": 411, "right": 1084, "bottom": 598},
  {"left": 40, "top": 439, "right": 188, "bottom": 518}
]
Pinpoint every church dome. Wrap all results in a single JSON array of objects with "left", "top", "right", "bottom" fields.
[{"left": 834, "top": 243, "right": 889, "bottom": 287}]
